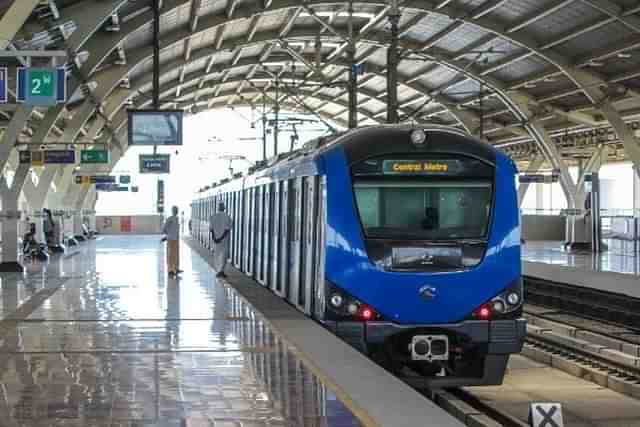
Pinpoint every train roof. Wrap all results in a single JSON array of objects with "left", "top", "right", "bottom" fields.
[{"left": 197, "top": 124, "right": 506, "bottom": 197}]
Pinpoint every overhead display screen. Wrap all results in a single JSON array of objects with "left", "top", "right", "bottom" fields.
[{"left": 127, "top": 109, "right": 183, "bottom": 146}]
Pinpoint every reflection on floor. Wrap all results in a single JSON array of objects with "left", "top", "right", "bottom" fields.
[
  {"left": 522, "top": 240, "right": 640, "bottom": 276},
  {"left": 0, "top": 236, "right": 363, "bottom": 426}
]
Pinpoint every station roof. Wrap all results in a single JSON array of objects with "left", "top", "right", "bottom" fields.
[{"left": 1, "top": 0, "right": 640, "bottom": 167}]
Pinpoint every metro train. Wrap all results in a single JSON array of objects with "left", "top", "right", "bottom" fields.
[{"left": 191, "top": 125, "right": 526, "bottom": 387}]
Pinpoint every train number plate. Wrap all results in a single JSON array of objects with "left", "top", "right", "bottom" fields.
[{"left": 410, "top": 335, "right": 449, "bottom": 361}]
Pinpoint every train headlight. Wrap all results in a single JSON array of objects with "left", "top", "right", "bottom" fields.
[
  {"left": 410, "top": 129, "right": 427, "bottom": 146},
  {"left": 507, "top": 292, "right": 520, "bottom": 306},
  {"left": 347, "top": 303, "right": 359, "bottom": 315},
  {"left": 492, "top": 299, "right": 506, "bottom": 313},
  {"left": 330, "top": 294, "right": 344, "bottom": 308}
]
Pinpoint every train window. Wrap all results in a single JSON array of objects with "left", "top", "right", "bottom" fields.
[
  {"left": 354, "top": 182, "right": 491, "bottom": 240},
  {"left": 352, "top": 155, "right": 493, "bottom": 241}
]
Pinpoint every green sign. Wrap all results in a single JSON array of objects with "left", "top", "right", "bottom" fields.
[
  {"left": 29, "top": 69, "right": 55, "bottom": 97},
  {"left": 80, "top": 149, "right": 109, "bottom": 164},
  {"left": 17, "top": 67, "right": 66, "bottom": 106}
]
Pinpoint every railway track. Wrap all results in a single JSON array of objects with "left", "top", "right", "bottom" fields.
[{"left": 423, "top": 276, "right": 640, "bottom": 426}]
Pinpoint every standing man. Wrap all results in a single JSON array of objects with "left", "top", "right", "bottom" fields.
[
  {"left": 210, "top": 202, "right": 233, "bottom": 278},
  {"left": 162, "top": 205, "right": 182, "bottom": 277}
]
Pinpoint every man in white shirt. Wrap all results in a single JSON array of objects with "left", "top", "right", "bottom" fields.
[
  {"left": 162, "top": 206, "right": 182, "bottom": 277},
  {"left": 210, "top": 202, "right": 233, "bottom": 278}
]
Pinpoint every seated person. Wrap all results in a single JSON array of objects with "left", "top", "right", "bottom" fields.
[
  {"left": 82, "top": 222, "right": 96, "bottom": 239},
  {"left": 22, "top": 223, "right": 38, "bottom": 254}
]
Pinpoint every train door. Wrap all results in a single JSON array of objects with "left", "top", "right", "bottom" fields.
[
  {"left": 245, "top": 188, "right": 253, "bottom": 275},
  {"left": 271, "top": 182, "right": 280, "bottom": 293},
  {"left": 288, "top": 177, "right": 302, "bottom": 307},
  {"left": 204, "top": 198, "right": 210, "bottom": 249},
  {"left": 237, "top": 189, "right": 246, "bottom": 270},
  {"left": 253, "top": 186, "right": 264, "bottom": 284},
  {"left": 313, "top": 176, "right": 327, "bottom": 320},
  {"left": 277, "top": 180, "right": 289, "bottom": 298},
  {"left": 232, "top": 191, "right": 239, "bottom": 267},
  {"left": 262, "top": 184, "right": 271, "bottom": 287},
  {"left": 303, "top": 176, "right": 319, "bottom": 315}
]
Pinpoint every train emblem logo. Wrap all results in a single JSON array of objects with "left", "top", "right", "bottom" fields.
[{"left": 418, "top": 285, "right": 436, "bottom": 300}]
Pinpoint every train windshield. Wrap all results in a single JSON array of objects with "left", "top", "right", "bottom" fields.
[{"left": 352, "top": 156, "right": 494, "bottom": 240}]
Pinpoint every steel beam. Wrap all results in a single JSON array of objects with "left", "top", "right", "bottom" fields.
[{"left": 0, "top": 0, "right": 41, "bottom": 50}]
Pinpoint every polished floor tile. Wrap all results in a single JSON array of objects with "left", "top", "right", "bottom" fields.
[
  {"left": 522, "top": 240, "right": 640, "bottom": 276},
  {"left": 0, "top": 236, "right": 364, "bottom": 426}
]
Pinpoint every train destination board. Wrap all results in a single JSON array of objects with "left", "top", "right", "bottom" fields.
[
  {"left": 128, "top": 109, "right": 183, "bottom": 146},
  {"left": 382, "top": 160, "right": 460, "bottom": 175}
]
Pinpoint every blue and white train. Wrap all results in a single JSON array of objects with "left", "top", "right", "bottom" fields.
[{"left": 192, "top": 125, "right": 526, "bottom": 387}]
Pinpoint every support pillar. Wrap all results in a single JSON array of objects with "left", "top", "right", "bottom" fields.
[
  {"left": 518, "top": 154, "right": 544, "bottom": 206},
  {"left": 0, "top": 164, "right": 30, "bottom": 272},
  {"left": 347, "top": 1, "right": 357, "bottom": 129},
  {"left": 22, "top": 166, "right": 59, "bottom": 241},
  {"left": 386, "top": 1, "right": 400, "bottom": 124},
  {"left": 0, "top": 0, "right": 41, "bottom": 50}
]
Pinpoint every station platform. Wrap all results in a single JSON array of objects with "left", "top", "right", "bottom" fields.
[
  {"left": 0, "top": 235, "right": 462, "bottom": 427},
  {"left": 522, "top": 241, "right": 640, "bottom": 300}
]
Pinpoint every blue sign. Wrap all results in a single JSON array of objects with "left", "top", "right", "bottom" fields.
[
  {"left": 17, "top": 67, "right": 66, "bottom": 106},
  {"left": 519, "top": 174, "right": 558, "bottom": 184},
  {"left": 119, "top": 175, "right": 131, "bottom": 184},
  {"left": 91, "top": 175, "right": 116, "bottom": 184},
  {"left": 44, "top": 150, "right": 75, "bottom": 164},
  {"left": 0, "top": 68, "right": 7, "bottom": 103},
  {"left": 96, "top": 183, "right": 128, "bottom": 192}
]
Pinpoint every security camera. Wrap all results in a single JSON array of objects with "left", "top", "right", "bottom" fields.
[{"left": 40, "top": 145, "right": 46, "bottom": 150}]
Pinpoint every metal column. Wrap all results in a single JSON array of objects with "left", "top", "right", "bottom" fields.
[
  {"left": 152, "top": 0, "right": 161, "bottom": 109},
  {"left": 347, "top": 1, "right": 358, "bottom": 129},
  {"left": 386, "top": 1, "right": 400, "bottom": 124},
  {"left": 590, "top": 172, "right": 602, "bottom": 253}
]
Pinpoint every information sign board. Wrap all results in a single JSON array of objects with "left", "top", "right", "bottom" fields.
[
  {"left": 31, "top": 151, "right": 44, "bottom": 166},
  {"left": 128, "top": 110, "right": 183, "bottom": 146},
  {"left": 91, "top": 175, "right": 116, "bottom": 184},
  {"left": 139, "top": 154, "right": 170, "bottom": 174},
  {"left": 0, "top": 67, "right": 7, "bottom": 103},
  {"left": 44, "top": 150, "right": 75, "bottom": 164},
  {"left": 119, "top": 175, "right": 131, "bottom": 184},
  {"left": 19, "top": 151, "right": 31, "bottom": 164},
  {"left": 157, "top": 180, "right": 165, "bottom": 214},
  {"left": 81, "top": 149, "right": 109, "bottom": 164},
  {"left": 96, "top": 183, "right": 128, "bottom": 192},
  {"left": 17, "top": 67, "right": 66, "bottom": 106},
  {"left": 519, "top": 174, "right": 559, "bottom": 184}
]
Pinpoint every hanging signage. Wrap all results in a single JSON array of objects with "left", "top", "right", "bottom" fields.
[
  {"left": 139, "top": 154, "right": 170, "bottom": 174},
  {"left": 17, "top": 67, "right": 66, "bottom": 106},
  {"left": 519, "top": 174, "right": 559, "bottom": 184},
  {"left": 19, "top": 151, "right": 31, "bottom": 164},
  {"left": 128, "top": 109, "right": 183, "bottom": 146},
  {"left": 91, "top": 175, "right": 116, "bottom": 184},
  {"left": 80, "top": 149, "right": 109, "bottom": 164},
  {"left": 96, "top": 183, "right": 129, "bottom": 192},
  {"left": 0, "top": 67, "right": 7, "bottom": 103},
  {"left": 44, "top": 150, "right": 75, "bottom": 164},
  {"left": 157, "top": 180, "right": 165, "bottom": 214},
  {"left": 18, "top": 150, "right": 62, "bottom": 166}
]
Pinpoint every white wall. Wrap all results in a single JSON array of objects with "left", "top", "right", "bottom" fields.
[{"left": 96, "top": 215, "right": 163, "bottom": 234}]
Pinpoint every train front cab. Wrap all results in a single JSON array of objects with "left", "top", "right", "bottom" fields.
[{"left": 320, "top": 128, "right": 526, "bottom": 388}]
